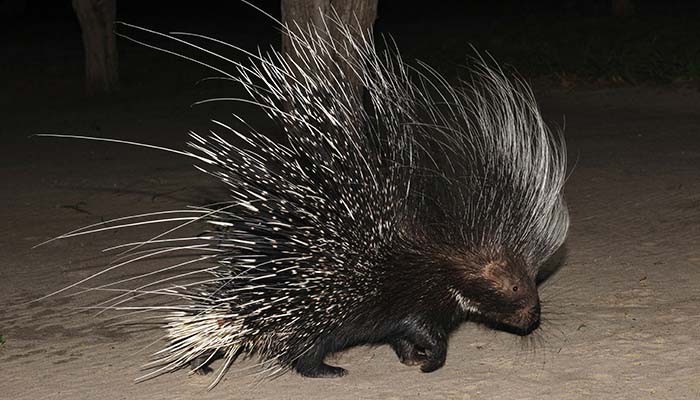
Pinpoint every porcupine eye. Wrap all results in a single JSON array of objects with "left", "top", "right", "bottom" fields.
[{"left": 512, "top": 286, "right": 519, "bottom": 292}]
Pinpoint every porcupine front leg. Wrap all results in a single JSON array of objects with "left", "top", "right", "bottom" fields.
[
  {"left": 390, "top": 337, "right": 422, "bottom": 366},
  {"left": 392, "top": 322, "right": 447, "bottom": 373}
]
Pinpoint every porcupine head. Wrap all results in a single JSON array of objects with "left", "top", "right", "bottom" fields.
[{"left": 447, "top": 248, "right": 541, "bottom": 334}]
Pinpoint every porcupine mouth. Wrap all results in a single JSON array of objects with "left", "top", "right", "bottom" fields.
[
  {"left": 477, "top": 303, "right": 541, "bottom": 336},
  {"left": 481, "top": 316, "right": 540, "bottom": 336},
  {"left": 504, "top": 317, "right": 541, "bottom": 336}
]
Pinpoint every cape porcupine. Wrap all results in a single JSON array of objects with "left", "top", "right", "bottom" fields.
[{"left": 44, "top": 8, "right": 568, "bottom": 386}]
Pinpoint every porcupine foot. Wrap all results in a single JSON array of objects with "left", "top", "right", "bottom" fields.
[
  {"left": 294, "top": 356, "right": 347, "bottom": 378},
  {"left": 391, "top": 338, "right": 423, "bottom": 366},
  {"left": 296, "top": 362, "right": 348, "bottom": 378},
  {"left": 293, "top": 344, "right": 348, "bottom": 378},
  {"left": 391, "top": 324, "right": 447, "bottom": 373}
]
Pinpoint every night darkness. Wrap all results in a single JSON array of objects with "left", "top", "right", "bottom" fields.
[
  {"left": 3, "top": 0, "right": 700, "bottom": 98},
  {"left": 2, "top": 1, "right": 700, "bottom": 399}
]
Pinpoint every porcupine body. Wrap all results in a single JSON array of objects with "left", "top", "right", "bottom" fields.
[{"left": 63, "top": 13, "right": 568, "bottom": 384}]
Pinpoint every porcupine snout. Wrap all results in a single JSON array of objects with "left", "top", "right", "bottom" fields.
[
  {"left": 474, "top": 258, "right": 542, "bottom": 335},
  {"left": 498, "top": 276, "right": 541, "bottom": 335},
  {"left": 508, "top": 298, "right": 541, "bottom": 335}
]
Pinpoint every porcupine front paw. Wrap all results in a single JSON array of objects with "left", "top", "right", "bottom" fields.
[
  {"left": 391, "top": 338, "right": 423, "bottom": 366},
  {"left": 391, "top": 338, "right": 446, "bottom": 372},
  {"left": 417, "top": 345, "right": 446, "bottom": 373},
  {"left": 393, "top": 321, "right": 448, "bottom": 373}
]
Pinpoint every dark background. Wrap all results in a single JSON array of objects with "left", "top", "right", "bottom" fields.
[{"left": 3, "top": 0, "right": 700, "bottom": 110}]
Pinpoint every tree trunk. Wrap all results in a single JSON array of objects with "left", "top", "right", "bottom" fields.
[
  {"left": 611, "top": 0, "right": 635, "bottom": 17},
  {"left": 72, "top": 0, "right": 119, "bottom": 96},
  {"left": 280, "top": 0, "right": 378, "bottom": 98}
]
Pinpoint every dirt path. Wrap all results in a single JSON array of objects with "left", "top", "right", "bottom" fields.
[{"left": 1, "top": 86, "right": 699, "bottom": 399}]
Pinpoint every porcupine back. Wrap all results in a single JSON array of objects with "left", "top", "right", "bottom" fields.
[
  {"left": 47, "top": 11, "right": 568, "bottom": 386},
  {"left": 110, "top": 16, "right": 421, "bottom": 383}
]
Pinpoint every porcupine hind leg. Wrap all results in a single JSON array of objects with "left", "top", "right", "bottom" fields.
[
  {"left": 293, "top": 351, "right": 347, "bottom": 378},
  {"left": 391, "top": 323, "right": 447, "bottom": 373},
  {"left": 190, "top": 353, "right": 216, "bottom": 375},
  {"left": 292, "top": 337, "right": 348, "bottom": 378},
  {"left": 189, "top": 349, "right": 234, "bottom": 375}
]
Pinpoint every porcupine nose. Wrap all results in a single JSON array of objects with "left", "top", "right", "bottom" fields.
[{"left": 517, "top": 301, "right": 541, "bottom": 335}]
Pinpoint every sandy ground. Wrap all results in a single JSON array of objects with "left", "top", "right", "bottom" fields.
[{"left": 1, "top": 83, "right": 700, "bottom": 400}]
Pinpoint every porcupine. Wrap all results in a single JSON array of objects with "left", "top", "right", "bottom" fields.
[{"left": 45, "top": 9, "right": 568, "bottom": 386}]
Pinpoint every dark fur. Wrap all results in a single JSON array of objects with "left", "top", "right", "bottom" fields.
[{"left": 192, "top": 245, "right": 540, "bottom": 377}]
